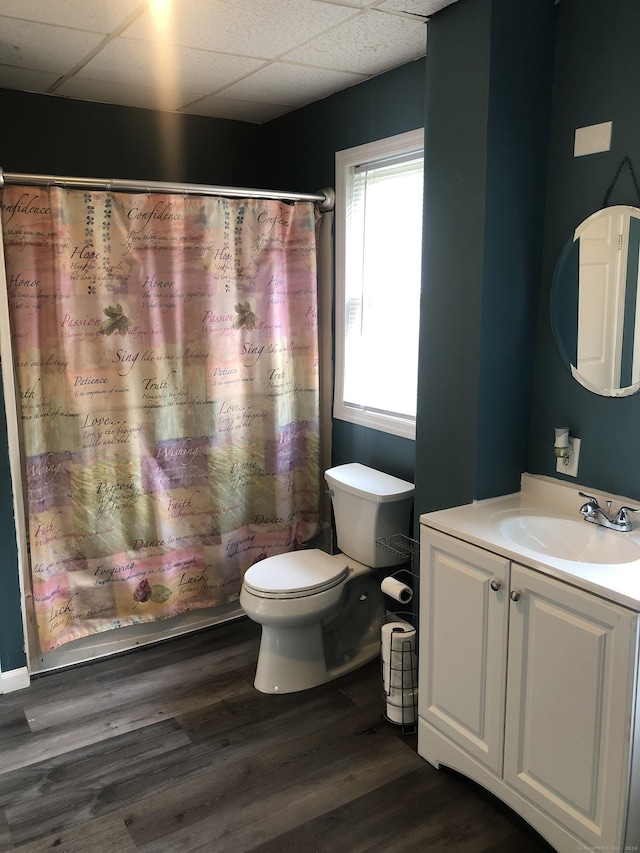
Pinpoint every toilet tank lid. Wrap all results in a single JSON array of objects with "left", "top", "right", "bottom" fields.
[{"left": 324, "top": 463, "right": 414, "bottom": 503}]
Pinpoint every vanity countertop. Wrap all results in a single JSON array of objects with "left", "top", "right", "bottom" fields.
[{"left": 419, "top": 474, "right": 640, "bottom": 612}]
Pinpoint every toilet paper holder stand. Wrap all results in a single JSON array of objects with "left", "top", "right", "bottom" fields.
[
  {"left": 375, "top": 533, "right": 419, "bottom": 566},
  {"left": 380, "top": 610, "right": 418, "bottom": 733},
  {"left": 376, "top": 533, "right": 418, "bottom": 608},
  {"left": 376, "top": 535, "right": 419, "bottom": 734}
]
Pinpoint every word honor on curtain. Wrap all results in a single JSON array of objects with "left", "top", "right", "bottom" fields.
[{"left": 0, "top": 186, "right": 321, "bottom": 653}]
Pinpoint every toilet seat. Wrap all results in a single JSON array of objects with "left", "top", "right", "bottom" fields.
[{"left": 243, "top": 550, "right": 350, "bottom": 599}]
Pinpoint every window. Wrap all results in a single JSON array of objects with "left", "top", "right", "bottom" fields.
[{"left": 334, "top": 129, "right": 424, "bottom": 440}]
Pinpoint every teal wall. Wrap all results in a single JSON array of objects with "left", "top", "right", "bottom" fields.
[
  {"left": 0, "top": 88, "right": 260, "bottom": 184},
  {"left": 0, "top": 392, "right": 23, "bottom": 671},
  {"left": 416, "top": 0, "right": 555, "bottom": 514},
  {"left": 261, "top": 57, "right": 426, "bottom": 200},
  {"left": 529, "top": 0, "right": 640, "bottom": 500}
]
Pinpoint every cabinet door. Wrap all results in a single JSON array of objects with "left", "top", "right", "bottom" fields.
[
  {"left": 418, "top": 527, "right": 510, "bottom": 774},
  {"left": 504, "top": 563, "right": 637, "bottom": 848}
]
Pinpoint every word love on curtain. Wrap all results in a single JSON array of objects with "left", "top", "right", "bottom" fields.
[{"left": 1, "top": 186, "right": 321, "bottom": 653}]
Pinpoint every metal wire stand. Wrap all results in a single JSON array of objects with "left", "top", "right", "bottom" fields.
[
  {"left": 376, "top": 535, "right": 419, "bottom": 733},
  {"left": 375, "top": 533, "right": 419, "bottom": 565},
  {"left": 381, "top": 612, "right": 418, "bottom": 732}
]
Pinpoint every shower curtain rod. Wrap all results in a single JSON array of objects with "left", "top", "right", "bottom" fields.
[{"left": 0, "top": 168, "right": 335, "bottom": 211}]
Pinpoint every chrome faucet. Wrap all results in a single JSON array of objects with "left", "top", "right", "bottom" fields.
[{"left": 578, "top": 491, "right": 640, "bottom": 533}]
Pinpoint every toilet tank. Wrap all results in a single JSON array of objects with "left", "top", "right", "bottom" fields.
[{"left": 324, "top": 463, "right": 414, "bottom": 568}]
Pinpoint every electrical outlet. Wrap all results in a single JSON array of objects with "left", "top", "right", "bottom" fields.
[{"left": 557, "top": 436, "right": 580, "bottom": 477}]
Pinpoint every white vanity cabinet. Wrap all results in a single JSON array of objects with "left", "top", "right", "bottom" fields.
[{"left": 418, "top": 525, "right": 640, "bottom": 853}]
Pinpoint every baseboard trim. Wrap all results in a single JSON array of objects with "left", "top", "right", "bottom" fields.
[{"left": 1, "top": 666, "right": 30, "bottom": 693}]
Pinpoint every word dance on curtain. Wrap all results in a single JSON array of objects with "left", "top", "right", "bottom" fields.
[{"left": 1, "top": 186, "right": 321, "bottom": 653}]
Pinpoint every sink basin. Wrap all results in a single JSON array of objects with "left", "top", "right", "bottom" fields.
[{"left": 499, "top": 515, "right": 640, "bottom": 564}]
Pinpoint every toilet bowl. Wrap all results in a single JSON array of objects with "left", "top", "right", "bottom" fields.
[{"left": 240, "top": 463, "right": 414, "bottom": 694}]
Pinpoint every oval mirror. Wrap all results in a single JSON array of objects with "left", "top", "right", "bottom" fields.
[{"left": 551, "top": 205, "right": 640, "bottom": 397}]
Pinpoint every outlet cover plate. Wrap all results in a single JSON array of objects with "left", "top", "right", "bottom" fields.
[{"left": 574, "top": 122, "right": 612, "bottom": 157}]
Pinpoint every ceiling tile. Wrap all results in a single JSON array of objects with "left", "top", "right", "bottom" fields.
[
  {"left": 124, "top": 0, "right": 358, "bottom": 59},
  {"left": 181, "top": 95, "right": 291, "bottom": 124},
  {"left": 0, "top": 17, "right": 105, "bottom": 74},
  {"left": 0, "top": 64, "right": 60, "bottom": 93},
  {"left": 0, "top": 0, "right": 145, "bottom": 32},
  {"left": 55, "top": 75, "right": 199, "bottom": 113},
  {"left": 311, "top": 0, "right": 381, "bottom": 7},
  {"left": 80, "top": 37, "right": 266, "bottom": 96},
  {"left": 379, "top": 0, "right": 456, "bottom": 14},
  {"left": 218, "top": 62, "right": 365, "bottom": 107},
  {"left": 283, "top": 9, "right": 427, "bottom": 75}
]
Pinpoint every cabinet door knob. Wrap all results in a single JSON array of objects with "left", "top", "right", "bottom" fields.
[
  {"left": 490, "top": 580, "right": 501, "bottom": 591},
  {"left": 510, "top": 590, "right": 521, "bottom": 602}
]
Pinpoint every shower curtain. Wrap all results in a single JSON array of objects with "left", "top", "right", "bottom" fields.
[{"left": 0, "top": 185, "right": 322, "bottom": 653}]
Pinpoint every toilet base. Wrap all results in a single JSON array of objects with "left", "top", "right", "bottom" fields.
[{"left": 253, "top": 620, "right": 380, "bottom": 694}]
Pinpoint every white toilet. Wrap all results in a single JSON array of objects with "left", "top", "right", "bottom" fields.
[{"left": 240, "top": 463, "right": 415, "bottom": 694}]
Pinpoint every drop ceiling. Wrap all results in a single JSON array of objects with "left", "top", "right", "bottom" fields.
[{"left": 0, "top": 0, "right": 458, "bottom": 124}]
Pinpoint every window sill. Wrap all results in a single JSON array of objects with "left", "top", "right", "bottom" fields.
[{"left": 333, "top": 406, "right": 416, "bottom": 440}]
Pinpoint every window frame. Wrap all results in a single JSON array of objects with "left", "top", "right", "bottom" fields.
[{"left": 334, "top": 128, "right": 424, "bottom": 441}]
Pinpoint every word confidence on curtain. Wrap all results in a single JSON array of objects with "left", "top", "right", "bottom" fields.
[{"left": 1, "top": 186, "right": 321, "bottom": 653}]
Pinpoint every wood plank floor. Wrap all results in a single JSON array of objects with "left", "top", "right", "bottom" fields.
[{"left": 0, "top": 618, "right": 557, "bottom": 852}]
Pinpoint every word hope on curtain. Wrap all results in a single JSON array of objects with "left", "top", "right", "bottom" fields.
[{"left": 0, "top": 185, "right": 321, "bottom": 653}]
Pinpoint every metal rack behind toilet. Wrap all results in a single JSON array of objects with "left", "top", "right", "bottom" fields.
[{"left": 376, "top": 534, "right": 419, "bottom": 734}]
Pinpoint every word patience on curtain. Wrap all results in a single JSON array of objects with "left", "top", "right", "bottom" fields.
[{"left": 1, "top": 187, "right": 321, "bottom": 652}]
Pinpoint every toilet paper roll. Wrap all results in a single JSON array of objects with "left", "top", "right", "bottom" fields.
[
  {"left": 385, "top": 688, "right": 418, "bottom": 725},
  {"left": 387, "top": 684, "right": 418, "bottom": 705},
  {"left": 381, "top": 621, "right": 415, "bottom": 661},
  {"left": 383, "top": 655, "right": 418, "bottom": 691},
  {"left": 386, "top": 701, "right": 417, "bottom": 726},
  {"left": 381, "top": 576, "right": 413, "bottom": 604}
]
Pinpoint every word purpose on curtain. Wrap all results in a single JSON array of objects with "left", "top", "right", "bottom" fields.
[{"left": 1, "top": 186, "right": 321, "bottom": 653}]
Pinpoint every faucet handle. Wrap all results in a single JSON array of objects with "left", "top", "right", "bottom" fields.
[
  {"left": 578, "top": 491, "right": 600, "bottom": 514},
  {"left": 614, "top": 506, "right": 640, "bottom": 527}
]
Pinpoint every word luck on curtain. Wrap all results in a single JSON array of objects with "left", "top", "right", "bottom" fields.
[{"left": 1, "top": 186, "right": 321, "bottom": 652}]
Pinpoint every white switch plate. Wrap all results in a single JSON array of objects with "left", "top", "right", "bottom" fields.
[
  {"left": 557, "top": 436, "right": 580, "bottom": 476},
  {"left": 574, "top": 122, "right": 612, "bottom": 157}
]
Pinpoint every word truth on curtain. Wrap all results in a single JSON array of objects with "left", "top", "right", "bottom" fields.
[{"left": 0, "top": 186, "right": 321, "bottom": 653}]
